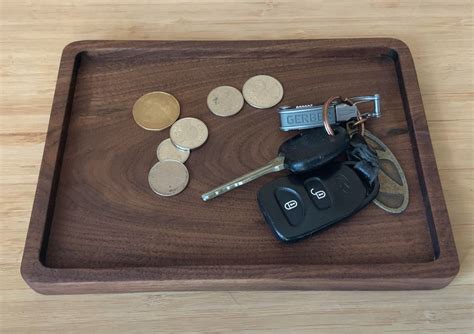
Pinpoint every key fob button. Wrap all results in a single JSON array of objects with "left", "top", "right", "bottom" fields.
[
  {"left": 304, "top": 178, "right": 331, "bottom": 209},
  {"left": 274, "top": 188, "right": 305, "bottom": 226}
]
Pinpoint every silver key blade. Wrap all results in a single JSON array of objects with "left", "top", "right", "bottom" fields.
[{"left": 201, "top": 156, "right": 285, "bottom": 201}]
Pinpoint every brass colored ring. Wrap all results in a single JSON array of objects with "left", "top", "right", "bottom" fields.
[{"left": 353, "top": 109, "right": 366, "bottom": 136}]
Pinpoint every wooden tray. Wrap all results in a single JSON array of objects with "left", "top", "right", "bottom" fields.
[{"left": 21, "top": 39, "right": 459, "bottom": 294}]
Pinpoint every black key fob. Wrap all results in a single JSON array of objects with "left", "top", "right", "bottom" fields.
[
  {"left": 257, "top": 163, "right": 379, "bottom": 242},
  {"left": 279, "top": 126, "right": 350, "bottom": 173}
]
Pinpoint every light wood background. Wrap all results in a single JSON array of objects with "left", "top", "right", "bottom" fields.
[{"left": 1, "top": 0, "right": 472, "bottom": 332}]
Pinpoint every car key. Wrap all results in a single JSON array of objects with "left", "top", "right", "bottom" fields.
[
  {"left": 201, "top": 126, "right": 350, "bottom": 201},
  {"left": 258, "top": 162, "right": 380, "bottom": 242}
]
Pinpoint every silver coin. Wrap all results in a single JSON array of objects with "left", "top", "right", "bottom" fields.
[
  {"left": 156, "top": 138, "right": 190, "bottom": 163},
  {"left": 207, "top": 86, "right": 244, "bottom": 117},
  {"left": 242, "top": 75, "right": 284, "bottom": 109},
  {"left": 170, "top": 117, "right": 209, "bottom": 150},
  {"left": 148, "top": 160, "right": 189, "bottom": 196}
]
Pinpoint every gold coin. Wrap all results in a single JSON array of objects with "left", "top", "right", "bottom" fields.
[{"left": 132, "top": 92, "right": 180, "bottom": 131}]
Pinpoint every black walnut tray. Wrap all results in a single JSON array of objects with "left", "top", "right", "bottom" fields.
[{"left": 21, "top": 39, "right": 459, "bottom": 294}]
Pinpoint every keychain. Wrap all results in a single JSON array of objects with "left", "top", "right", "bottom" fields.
[
  {"left": 304, "top": 93, "right": 409, "bottom": 214},
  {"left": 258, "top": 104, "right": 380, "bottom": 242},
  {"left": 258, "top": 95, "right": 409, "bottom": 242}
]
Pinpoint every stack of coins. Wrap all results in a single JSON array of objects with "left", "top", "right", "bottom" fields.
[
  {"left": 133, "top": 91, "right": 208, "bottom": 197},
  {"left": 207, "top": 74, "right": 284, "bottom": 117}
]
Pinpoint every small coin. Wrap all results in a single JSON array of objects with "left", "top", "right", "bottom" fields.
[
  {"left": 170, "top": 117, "right": 209, "bottom": 150},
  {"left": 148, "top": 160, "right": 189, "bottom": 196},
  {"left": 242, "top": 75, "right": 284, "bottom": 109},
  {"left": 207, "top": 86, "right": 244, "bottom": 117},
  {"left": 132, "top": 91, "right": 180, "bottom": 131},
  {"left": 156, "top": 138, "right": 190, "bottom": 163}
]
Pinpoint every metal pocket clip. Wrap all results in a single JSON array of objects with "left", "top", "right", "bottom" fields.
[{"left": 278, "top": 94, "right": 381, "bottom": 131}]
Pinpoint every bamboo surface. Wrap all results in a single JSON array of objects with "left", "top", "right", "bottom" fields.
[{"left": 0, "top": 1, "right": 472, "bottom": 332}]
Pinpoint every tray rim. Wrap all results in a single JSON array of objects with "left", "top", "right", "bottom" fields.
[{"left": 21, "top": 38, "right": 459, "bottom": 294}]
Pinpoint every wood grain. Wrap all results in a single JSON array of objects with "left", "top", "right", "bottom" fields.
[
  {"left": 19, "top": 39, "right": 458, "bottom": 294},
  {"left": 1, "top": 0, "right": 472, "bottom": 332}
]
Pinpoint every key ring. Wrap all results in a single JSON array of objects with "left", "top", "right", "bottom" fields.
[{"left": 322, "top": 96, "right": 366, "bottom": 136}]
